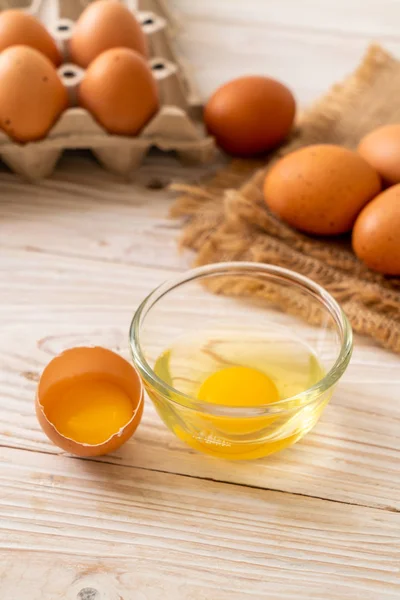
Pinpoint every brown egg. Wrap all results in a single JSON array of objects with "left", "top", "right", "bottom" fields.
[
  {"left": 78, "top": 47, "right": 159, "bottom": 136},
  {"left": 264, "top": 144, "right": 381, "bottom": 235},
  {"left": 204, "top": 76, "right": 296, "bottom": 157},
  {"left": 0, "top": 9, "right": 61, "bottom": 65},
  {"left": 0, "top": 46, "right": 68, "bottom": 142},
  {"left": 352, "top": 185, "right": 400, "bottom": 275},
  {"left": 358, "top": 124, "right": 400, "bottom": 185},
  {"left": 36, "top": 346, "right": 144, "bottom": 457},
  {"left": 69, "top": 0, "right": 148, "bottom": 68}
]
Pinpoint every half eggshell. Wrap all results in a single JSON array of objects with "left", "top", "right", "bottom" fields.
[{"left": 36, "top": 346, "right": 143, "bottom": 457}]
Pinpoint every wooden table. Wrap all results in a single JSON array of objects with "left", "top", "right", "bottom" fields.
[{"left": 1, "top": 2, "right": 400, "bottom": 599}]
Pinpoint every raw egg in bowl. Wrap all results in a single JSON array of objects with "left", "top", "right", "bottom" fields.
[{"left": 129, "top": 262, "right": 352, "bottom": 460}]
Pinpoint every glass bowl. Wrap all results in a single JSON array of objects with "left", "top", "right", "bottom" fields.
[{"left": 129, "top": 262, "right": 353, "bottom": 460}]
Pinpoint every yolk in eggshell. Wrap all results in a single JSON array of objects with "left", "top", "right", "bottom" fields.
[{"left": 45, "top": 377, "right": 134, "bottom": 445}]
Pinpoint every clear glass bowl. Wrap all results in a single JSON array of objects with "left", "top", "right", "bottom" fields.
[{"left": 129, "top": 262, "right": 353, "bottom": 460}]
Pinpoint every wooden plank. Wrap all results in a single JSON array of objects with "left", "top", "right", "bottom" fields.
[
  {"left": 0, "top": 2, "right": 399, "bottom": 596},
  {"left": 1, "top": 248, "right": 399, "bottom": 511},
  {"left": 171, "top": 9, "right": 400, "bottom": 106},
  {"left": 0, "top": 153, "right": 220, "bottom": 271},
  {"left": 0, "top": 447, "right": 399, "bottom": 600},
  {"left": 173, "top": 0, "right": 400, "bottom": 38}
]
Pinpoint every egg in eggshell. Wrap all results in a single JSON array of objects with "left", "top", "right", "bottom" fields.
[
  {"left": 69, "top": 0, "right": 148, "bottom": 68},
  {"left": 352, "top": 184, "right": 400, "bottom": 275},
  {"left": 78, "top": 47, "right": 159, "bottom": 136},
  {"left": 263, "top": 144, "right": 381, "bottom": 235},
  {"left": 0, "top": 9, "right": 62, "bottom": 66},
  {"left": 0, "top": 46, "right": 68, "bottom": 142},
  {"left": 204, "top": 75, "right": 296, "bottom": 157},
  {"left": 358, "top": 123, "right": 400, "bottom": 185}
]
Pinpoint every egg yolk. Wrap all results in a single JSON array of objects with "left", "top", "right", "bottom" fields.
[
  {"left": 197, "top": 365, "right": 279, "bottom": 406},
  {"left": 46, "top": 378, "right": 133, "bottom": 445}
]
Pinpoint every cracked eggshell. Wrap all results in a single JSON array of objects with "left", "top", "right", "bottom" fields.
[{"left": 36, "top": 346, "right": 144, "bottom": 457}]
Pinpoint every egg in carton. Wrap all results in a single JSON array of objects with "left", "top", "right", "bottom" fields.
[{"left": 0, "top": 0, "right": 215, "bottom": 179}]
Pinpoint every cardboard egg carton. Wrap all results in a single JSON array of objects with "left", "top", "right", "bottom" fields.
[{"left": 0, "top": 0, "right": 215, "bottom": 179}]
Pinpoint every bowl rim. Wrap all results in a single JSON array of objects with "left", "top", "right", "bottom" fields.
[{"left": 129, "top": 261, "right": 353, "bottom": 416}]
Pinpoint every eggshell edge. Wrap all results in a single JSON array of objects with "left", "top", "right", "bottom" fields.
[{"left": 35, "top": 346, "right": 144, "bottom": 457}]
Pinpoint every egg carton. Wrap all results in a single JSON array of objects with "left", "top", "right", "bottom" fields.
[{"left": 0, "top": 0, "right": 214, "bottom": 179}]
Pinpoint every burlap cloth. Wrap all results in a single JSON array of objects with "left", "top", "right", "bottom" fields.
[{"left": 171, "top": 45, "right": 400, "bottom": 354}]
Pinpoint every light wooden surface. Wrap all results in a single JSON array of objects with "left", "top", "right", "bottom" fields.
[{"left": 1, "top": 2, "right": 400, "bottom": 599}]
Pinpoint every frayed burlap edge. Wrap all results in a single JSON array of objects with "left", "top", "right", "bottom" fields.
[{"left": 171, "top": 45, "right": 400, "bottom": 354}]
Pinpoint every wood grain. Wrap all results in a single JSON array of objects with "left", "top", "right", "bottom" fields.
[
  {"left": 1, "top": 243, "right": 399, "bottom": 511},
  {"left": 172, "top": 0, "right": 400, "bottom": 105},
  {"left": 173, "top": 0, "right": 400, "bottom": 37},
  {"left": 0, "top": 153, "right": 219, "bottom": 271},
  {"left": 0, "top": 446, "right": 399, "bottom": 600},
  {"left": 1, "top": 2, "right": 400, "bottom": 597}
]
